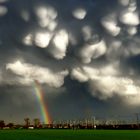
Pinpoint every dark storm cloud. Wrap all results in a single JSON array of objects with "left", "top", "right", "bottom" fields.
[{"left": 0, "top": 0, "right": 140, "bottom": 122}]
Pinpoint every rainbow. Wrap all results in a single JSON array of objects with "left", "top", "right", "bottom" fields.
[{"left": 33, "top": 80, "right": 51, "bottom": 124}]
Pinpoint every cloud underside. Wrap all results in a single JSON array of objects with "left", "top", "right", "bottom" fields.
[{"left": 0, "top": 0, "right": 140, "bottom": 106}]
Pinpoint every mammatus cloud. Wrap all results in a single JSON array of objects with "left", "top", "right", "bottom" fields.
[
  {"left": 72, "top": 8, "right": 87, "bottom": 20},
  {"left": 23, "top": 32, "right": 53, "bottom": 48},
  {"left": 119, "top": 0, "right": 139, "bottom": 36},
  {"left": 0, "top": 5, "right": 7, "bottom": 16},
  {"left": 1, "top": 0, "right": 140, "bottom": 108},
  {"left": 79, "top": 40, "right": 107, "bottom": 63},
  {"left": 49, "top": 29, "right": 69, "bottom": 59},
  {"left": 119, "top": 10, "right": 139, "bottom": 26},
  {"left": 35, "top": 6, "right": 57, "bottom": 29},
  {"left": 101, "top": 14, "right": 121, "bottom": 36},
  {"left": 0, "top": 0, "right": 8, "bottom": 3},
  {"left": 34, "top": 32, "right": 52, "bottom": 48},
  {"left": 119, "top": 0, "right": 130, "bottom": 6},
  {"left": 23, "top": 29, "right": 69, "bottom": 59}
]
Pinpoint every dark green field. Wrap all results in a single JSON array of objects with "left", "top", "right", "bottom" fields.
[{"left": 0, "top": 129, "right": 140, "bottom": 140}]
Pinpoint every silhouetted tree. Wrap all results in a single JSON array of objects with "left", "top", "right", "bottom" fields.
[
  {"left": 7, "top": 123, "right": 14, "bottom": 129},
  {"left": 33, "top": 118, "right": 40, "bottom": 128},
  {"left": 24, "top": 118, "right": 30, "bottom": 128},
  {"left": 0, "top": 120, "right": 5, "bottom": 129}
]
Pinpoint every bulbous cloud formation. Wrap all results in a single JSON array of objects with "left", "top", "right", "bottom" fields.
[
  {"left": 101, "top": 14, "right": 121, "bottom": 36},
  {"left": 1, "top": 0, "right": 140, "bottom": 107},
  {"left": 0, "top": 5, "right": 7, "bottom": 16},
  {"left": 79, "top": 40, "right": 107, "bottom": 63},
  {"left": 72, "top": 8, "right": 87, "bottom": 20}
]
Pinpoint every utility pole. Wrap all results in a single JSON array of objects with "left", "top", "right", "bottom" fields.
[
  {"left": 91, "top": 116, "right": 96, "bottom": 129},
  {"left": 135, "top": 113, "right": 139, "bottom": 128}
]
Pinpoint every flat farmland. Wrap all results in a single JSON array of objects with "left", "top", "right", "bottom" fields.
[{"left": 0, "top": 129, "right": 140, "bottom": 140}]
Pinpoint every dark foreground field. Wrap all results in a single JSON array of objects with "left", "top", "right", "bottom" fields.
[{"left": 0, "top": 129, "right": 140, "bottom": 140}]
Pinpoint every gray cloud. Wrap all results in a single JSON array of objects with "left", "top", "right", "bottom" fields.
[{"left": 0, "top": 0, "right": 140, "bottom": 122}]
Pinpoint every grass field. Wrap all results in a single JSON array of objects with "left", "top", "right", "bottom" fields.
[{"left": 0, "top": 129, "right": 140, "bottom": 140}]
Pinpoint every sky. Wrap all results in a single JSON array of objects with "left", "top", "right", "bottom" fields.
[{"left": 0, "top": 0, "right": 140, "bottom": 123}]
